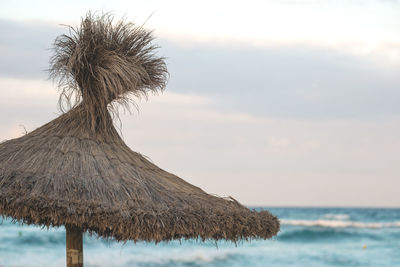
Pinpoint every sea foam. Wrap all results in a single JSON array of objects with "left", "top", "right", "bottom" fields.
[
  {"left": 281, "top": 219, "right": 400, "bottom": 228},
  {"left": 322, "top": 214, "right": 350, "bottom": 220}
]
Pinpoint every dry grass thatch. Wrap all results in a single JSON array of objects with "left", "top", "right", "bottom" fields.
[{"left": 0, "top": 12, "right": 279, "bottom": 242}]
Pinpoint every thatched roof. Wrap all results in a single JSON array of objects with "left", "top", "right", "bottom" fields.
[{"left": 0, "top": 13, "right": 279, "bottom": 242}]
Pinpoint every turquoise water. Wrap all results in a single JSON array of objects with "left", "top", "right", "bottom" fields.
[{"left": 1, "top": 207, "right": 400, "bottom": 267}]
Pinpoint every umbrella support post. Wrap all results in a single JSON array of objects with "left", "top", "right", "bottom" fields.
[{"left": 66, "top": 225, "right": 83, "bottom": 267}]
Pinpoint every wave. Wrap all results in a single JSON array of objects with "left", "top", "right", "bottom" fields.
[
  {"left": 322, "top": 214, "right": 350, "bottom": 220},
  {"left": 281, "top": 219, "right": 400, "bottom": 229},
  {"left": 82, "top": 248, "right": 239, "bottom": 267},
  {"left": 277, "top": 228, "right": 367, "bottom": 242}
]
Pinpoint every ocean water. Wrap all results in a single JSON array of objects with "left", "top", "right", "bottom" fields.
[{"left": 1, "top": 207, "right": 399, "bottom": 267}]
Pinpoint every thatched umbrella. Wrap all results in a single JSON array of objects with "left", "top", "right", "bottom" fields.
[{"left": 0, "top": 13, "right": 279, "bottom": 266}]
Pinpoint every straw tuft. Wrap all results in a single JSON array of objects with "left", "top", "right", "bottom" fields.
[{"left": 49, "top": 12, "right": 168, "bottom": 132}]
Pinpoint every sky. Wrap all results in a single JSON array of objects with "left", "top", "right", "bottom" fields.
[{"left": 0, "top": 0, "right": 399, "bottom": 207}]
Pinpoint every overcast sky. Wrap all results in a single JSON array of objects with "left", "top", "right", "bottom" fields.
[{"left": 1, "top": 0, "right": 399, "bottom": 207}]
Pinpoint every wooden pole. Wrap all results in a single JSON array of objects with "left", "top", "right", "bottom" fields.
[{"left": 66, "top": 225, "right": 83, "bottom": 267}]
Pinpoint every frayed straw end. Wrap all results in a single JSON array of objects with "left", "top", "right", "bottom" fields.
[{"left": 49, "top": 11, "right": 168, "bottom": 120}]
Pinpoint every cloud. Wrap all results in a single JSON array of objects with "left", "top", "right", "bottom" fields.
[
  {"left": 0, "top": 19, "right": 65, "bottom": 79},
  {"left": 0, "top": 78, "right": 58, "bottom": 140},
  {"left": 1, "top": 19, "right": 399, "bottom": 121},
  {"left": 163, "top": 41, "right": 400, "bottom": 120}
]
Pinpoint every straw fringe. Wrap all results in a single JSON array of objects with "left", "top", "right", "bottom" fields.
[{"left": 0, "top": 196, "right": 279, "bottom": 242}]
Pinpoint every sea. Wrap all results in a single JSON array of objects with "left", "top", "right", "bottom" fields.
[{"left": 0, "top": 207, "right": 399, "bottom": 267}]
